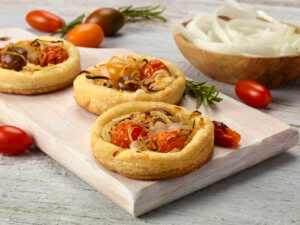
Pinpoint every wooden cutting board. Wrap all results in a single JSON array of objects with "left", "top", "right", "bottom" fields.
[{"left": 0, "top": 28, "right": 298, "bottom": 217}]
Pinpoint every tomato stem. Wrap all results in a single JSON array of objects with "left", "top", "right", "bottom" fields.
[
  {"left": 119, "top": 5, "right": 167, "bottom": 22},
  {"left": 56, "top": 14, "right": 85, "bottom": 37}
]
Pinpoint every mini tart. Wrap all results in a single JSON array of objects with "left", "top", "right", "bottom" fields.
[
  {"left": 73, "top": 54, "right": 186, "bottom": 115},
  {"left": 91, "top": 101, "right": 214, "bottom": 180},
  {"left": 0, "top": 36, "right": 80, "bottom": 94}
]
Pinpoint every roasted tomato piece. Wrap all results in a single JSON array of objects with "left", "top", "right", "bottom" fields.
[
  {"left": 150, "top": 130, "right": 187, "bottom": 153},
  {"left": 213, "top": 121, "right": 241, "bottom": 147},
  {"left": 111, "top": 121, "right": 147, "bottom": 148},
  {"left": 140, "top": 59, "right": 170, "bottom": 80},
  {"left": 43, "top": 46, "right": 68, "bottom": 66}
]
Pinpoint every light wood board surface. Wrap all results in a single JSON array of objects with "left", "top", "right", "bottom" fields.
[
  {"left": 0, "top": 0, "right": 299, "bottom": 224},
  {"left": 0, "top": 28, "right": 298, "bottom": 217}
]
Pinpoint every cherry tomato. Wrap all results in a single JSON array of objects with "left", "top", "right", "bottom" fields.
[
  {"left": 140, "top": 59, "right": 170, "bottom": 80},
  {"left": 111, "top": 121, "right": 147, "bottom": 148},
  {"left": 213, "top": 121, "right": 241, "bottom": 148},
  {"left": 43, "top": 46, "right": 68, "bottom": 66},
  {"left": 0, "top": 125, "right": 33, "bottom": 155},
  {"left": 66, "top": 23, "right": 104, "bottom": 48},
  {"left": 235, "top": 80, "right": 272, "bottom": 108},
  {"left": 85, "top": 8, "right": 125, "bottom": 36},
  {"left": 26, "top": 10, "right": 65, "bottom": 32},
  {"left": 151, "top": 130, "right": 187, "bottom": 153}
]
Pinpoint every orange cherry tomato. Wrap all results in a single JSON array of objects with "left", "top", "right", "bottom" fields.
[
  {"left": 26, "top": 10, "right": 65, "bottom": 32},
  {"left": 140, "top": 59, "right": 170, "bottom": 80},
  {"left": 66, "top": 23, "right": 104, "bottom": 48},
  {"left": 213, "top": 121, "right": 241, "bottom": 148},
  {"left": 0, "top": 125, "right": 33, "bottom": 155},
  {"left": 151, "top": 130, "right": 187, "bottom": 153},
  {"left": 111, "top": 121, "right": 147, "bottom": 148}
]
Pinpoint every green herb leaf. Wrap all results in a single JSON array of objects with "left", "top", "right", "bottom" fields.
[
  {"left": 196, "top": 96, "right": 203, "bottom": 108},
  {"left": 185, "top": 80, "right": 223, "bottom": 108},
  {"left": 119, "top": 5, "right": 167, "bottom": 22},
  {"left": 56, "top": 14, "right": 85, "bottom": 38}
]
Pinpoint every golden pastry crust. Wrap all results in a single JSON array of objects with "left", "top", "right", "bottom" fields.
[
  {"left": 0, "top": 36, "right": 81, "bottom": 94},
  {"left": 91, "top": 101, "right": 214, "bottom": 180},
  {"left": 73, "top": 54, "right": 186, "bottom": 115}
]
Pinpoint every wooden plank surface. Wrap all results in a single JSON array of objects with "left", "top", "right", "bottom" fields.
[
  {"left": 0, "top": 0, "right": 299, "bottom": 224},
  {"left": 0, "top": 28, "right": 298, "bottom": 217}
]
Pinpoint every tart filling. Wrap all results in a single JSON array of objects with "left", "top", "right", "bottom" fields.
[
  {"left": 91, "top": 101, "right": 214, "bottom": 180},
  {"left": 84, "top": 55, "right": 176, "bottom": 93},
  {"left": 0, "top": 36, "right": 80, "bottom": 95},
  {"left": 0, "top": 38, "right": 69, "bottom": 71},
  {"left": 103, "top": 108, "right": 204, "bottom": 153},
  {"left": 74, "top": 54, "right": 186, "bottom": 115}
]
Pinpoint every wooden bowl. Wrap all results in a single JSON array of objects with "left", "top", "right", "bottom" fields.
[{"left": 174, "top": 21, "right": 300, "bottom": 88}]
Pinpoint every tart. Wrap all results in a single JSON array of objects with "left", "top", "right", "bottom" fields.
[
  {"left": 73, "top": 54, "right": 186, "bottom": 115},
  {"left": 0, "top": 36, "right": 80, "bottom": 94},
  {"left": 91, "top": 101, "right": 214, "bottom": 180}
]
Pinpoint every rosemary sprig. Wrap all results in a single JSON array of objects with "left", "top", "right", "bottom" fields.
[
  {"left": 185, "top": 80, "right": 223, "bottom": 108},
  {"left": 119, "top": 5, "right": 167, "bottom": 22},
  {"left": 56, "top": 14, "right": 85, "bottom": 37}
]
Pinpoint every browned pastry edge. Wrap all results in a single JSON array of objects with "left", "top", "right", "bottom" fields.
[
  {"left": 0, "top": 75, "right": 75, "bottom": 95},
  {"left": 73, "top": 54, "right": 186, "bottom": 115},
  {"left": 91, "top": 101, "right": 214, "bottom": 180},
  {"left": 99, "top": 148, "right": 213, "bottom": 180}
]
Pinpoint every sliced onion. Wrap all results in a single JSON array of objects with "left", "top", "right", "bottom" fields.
[
  {"left": 98, "top": 65, "right": 110, "bottom": 77},
  {"left": 174, "top": 0, "right": 300, "bottom": 56},
  {"left": 195, "top": 13, "right": 214, "bottom": 33},
  {"left": 173, "top": 22, "right": 197, "bottom": 43},
  {"left": 192, "top": 38, "right": 279, "bottom": 56},
  {"left": 186, "top": 19, "right": 212, "bottom": 41},
  {"left": 129, "top": 141, "right": 141, "bottom": 151},
  {"left": 149, "top": 122, "right": 191, "bottom": 136}
]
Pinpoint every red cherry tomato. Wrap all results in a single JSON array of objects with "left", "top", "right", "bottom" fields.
[
  {"left": 111, "top": 121, "right": 147, "bottom": 148},
  {"left": 26, "top": 10, "right": 65, "bottom": 32},
  {"left": 151, "top": 130, "right": 187, "bottom": 153},
  {"left": 140, "top": 59, "right": 170, "bottom": 80},
  {"left": 213, "top": 121, "right": 240, "bottom": 148},
  {"left": 66, "top": 23, "right": 104, "bottom": 48},
  {"left": 0, "top": 125, "right": 33, "bottom": 155},
  {"left": 235, "top": 80, "right": 272, "bottom": 108},
  {"left": 43, "top": 46, "right": 68, "bottom": 66}
]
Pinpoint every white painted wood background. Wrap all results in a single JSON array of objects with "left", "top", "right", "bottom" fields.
[{"left": 0, "top": 0, "right": 299, "bottom": 224}]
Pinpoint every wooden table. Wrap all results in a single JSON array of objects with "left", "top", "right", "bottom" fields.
[{"left": 0, "top": 0, "right": 299, "bottom": 224}]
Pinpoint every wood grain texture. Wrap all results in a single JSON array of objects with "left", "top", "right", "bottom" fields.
[
  {"left": 0, "top": 0, "right": 299, "bottom": 224},
  {"left": 174, "top": 22, "right": 300, "bottom": 88},
  {"left": 0, "top": 28, "right": 298, "bottom": 217}
]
